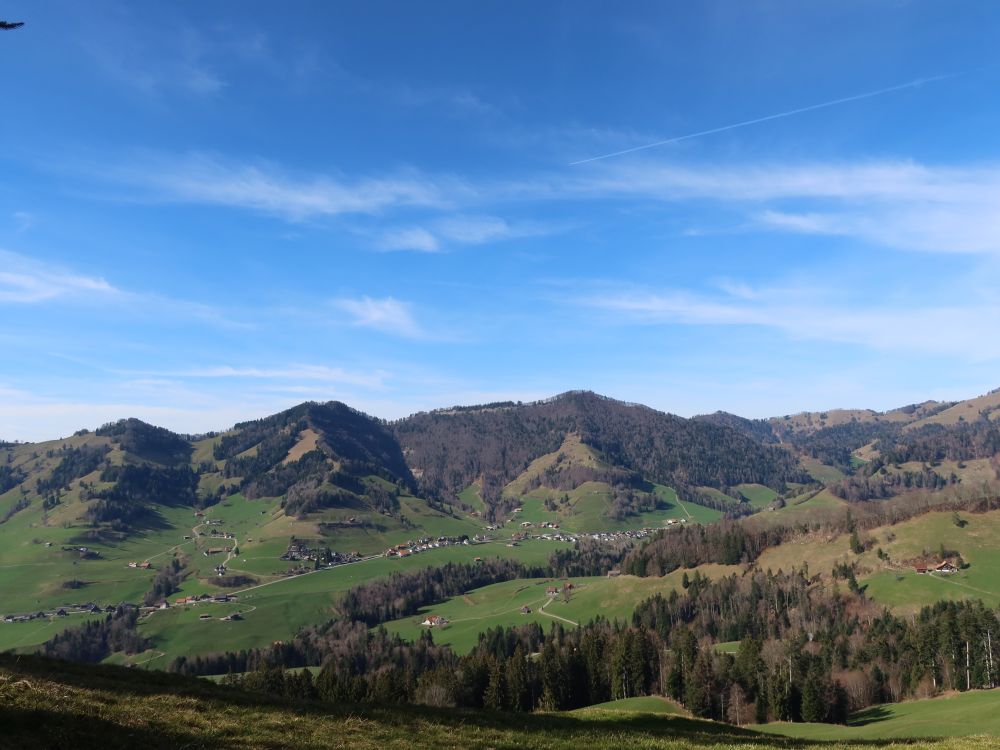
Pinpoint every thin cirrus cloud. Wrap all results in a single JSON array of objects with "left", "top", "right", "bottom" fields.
[
  {"left": 332, "top": 295, "right": 424, "bottom": 339},
  {"left": 0, "top": 250, "right": 119, "bottom": 303},
  {"left": 571, "top": 159, "right": 1000, "bottom": 254},
  {"left": 581, "top": 282, "right": 1000, "bottom": 360},
  {"left": 105, "top": 153, "right": 459, "bottom": 221},
  {"left": 83, "top": 151, "right": 1000, "bottom": 254},
  {"left": 375, "top": 215, "right": 558, "bottom": 253}
]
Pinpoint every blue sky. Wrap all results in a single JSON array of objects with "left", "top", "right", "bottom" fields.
[{"left": 3, "top": 1, "right": 1000, "bottom": 440}]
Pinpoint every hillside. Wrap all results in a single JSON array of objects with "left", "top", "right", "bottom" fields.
[
  {"left": 395, "top": 391, "right": 807, "bottom": 514},
  {"left": 1, "top": 653, "right": 994, "bottom": 749},
  {"left": 756, "top": 690, "right": 1000, "bottom": 740},
  {"left": 905, "top": 389, "right": 1000, "bottom": 431},
  {"left": 769, "top": 401, "right": 953, "bottom": 438}
]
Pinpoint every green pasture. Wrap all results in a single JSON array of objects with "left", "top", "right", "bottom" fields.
[
  {"left": 381, "top": 565, "right": 740, "bottom": 654},
  {"left": 570, "top": 695, "right": 687, "bottom": 716},
  {"left": 139, "top": 539, "right": 572, "bottom": 664},
  {"left": 757, "top": 688, "right": 1000, "bottom": 739},
  {"left": 736, "top": 483, "right": 779, "bottom": 509}
]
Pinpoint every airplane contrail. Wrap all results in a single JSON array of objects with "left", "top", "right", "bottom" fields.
[{"left": 569, "top": 73, "right": 959, "bottom": 166}]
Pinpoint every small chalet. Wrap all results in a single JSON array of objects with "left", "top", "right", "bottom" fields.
[
  {"left": 934, "top": 561, "right": 959, "bottom": 574},
  {"left": 545, "top": 586, "right": 559, "bottom": 595},
  {"left": 915, "top": 565, "right": 928, "bottom": 574},
  {"left": 421, "top": 615, "right": 448, "bottom": 627}
]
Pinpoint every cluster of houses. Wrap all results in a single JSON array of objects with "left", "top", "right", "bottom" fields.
[
  {"left": 519, "top": 520, "right": 561, "bottom": 530},
  {"left": 2, "top": 601, "right": 113, "bottom": 623},
  {"left": 383, "top": 536, "right": 471, "bottom": 558},
  {"left": 914, "top": 560, "right": 960, "bottom": 575},
  {"left": 279, "top": 539, "right": 361, "bottom": 567},
  {"left": 546, "top": 582, "right": 574, "bottom": 596},
  {"left": 171, "top": 593, "right": 236, "bottom": 607},
  {"left": 208, "top": 529, "right": 236, "bottom": 540}
]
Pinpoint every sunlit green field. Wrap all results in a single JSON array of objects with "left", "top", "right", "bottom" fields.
[
  {"left": 137, "top": 539, "right": 573, "bottom": 665},
  {"left": 757, "top": 689, "right": 1000, "bottom": 739},
  {"left": 570, "top": 696, "right": 687, "bottom": 715},
  {"left": 737, "top": 483, "right": 779, "bottom": 509},
  {"left": 381, "top": 565, "right": 740, "bottom": 654}
]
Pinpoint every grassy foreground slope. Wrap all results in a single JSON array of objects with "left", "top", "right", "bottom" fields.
[
  {"left": 1, "top": 654, "right": 996, "bottom": 750},
  {"left": 757, "top": 689, "right": 1000, "bottom": 740}
]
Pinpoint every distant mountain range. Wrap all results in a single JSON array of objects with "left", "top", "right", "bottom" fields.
[{"left": 4, "top": 387, "right": 1000, "bottom": 533}]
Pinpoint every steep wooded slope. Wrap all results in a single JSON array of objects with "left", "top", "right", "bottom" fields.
[{"left": 394, "top": 391, "right": 806, "bottom": 506}]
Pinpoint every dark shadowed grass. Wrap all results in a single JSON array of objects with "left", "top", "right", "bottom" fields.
[{"left": 1, "top": 654, "right": 998, "bottom": 750}]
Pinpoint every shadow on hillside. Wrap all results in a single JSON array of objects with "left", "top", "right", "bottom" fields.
[
  {"left": 0, "top": 654, "right": 937, "bottom": 748},
  {"left": 0, "top": 707, "right": 220, "bottom": 750},
  {"left": 849, "top": 705, "right": 893, "bottom": 727}
]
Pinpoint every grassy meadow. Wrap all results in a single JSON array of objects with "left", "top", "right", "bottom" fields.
[
  {"left": 757, "top": 689, "right": 1000, "bottom": 740},
  {"left": 381, "top": 565, "right": 741, "bottom": 653},
  {"left": 3, "top": 653, "right": 1000, "bottom": 749}
]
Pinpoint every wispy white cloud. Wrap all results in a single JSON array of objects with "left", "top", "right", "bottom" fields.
[
  {"left": 375, "top": 215, "right": 559, "bottom": 252},
  {"left": 376, "top": 227, "right": 441, "bottom": 253},
  {"left": 0, "top": 250, "right": 120, "bottom": 303},
  {"left": 74, "top": 147, "right": 1000, "bottom": 255},
  {"left": 578, "top": 280, "right": 1000, "bottom": 360},
  {"left": 81, "top": 14, "right": 226, "bottom": 99},
  {"left": 332, "top": 296, "right": 424, "bottom": 338},
  {"left": 107, "top": 154, "right": 457, "bottom": 221},
  {"left": 570, "top": 160, "right": 1000, "bottom": 254}
]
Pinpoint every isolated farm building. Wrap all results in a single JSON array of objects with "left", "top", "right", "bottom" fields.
[
  {"left": 915, "top": 565, "right": 928, "bottom": 574},
  {"left": 935, "top": 561, "right": 959, "bottom": 574},
  {"left": 546, "top": 586, "right": 559, "bottom": 595},
  {"left": 422, "top": 615, "right": 448, "bottom": 627}
]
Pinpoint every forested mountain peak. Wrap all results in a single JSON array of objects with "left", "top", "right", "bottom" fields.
[
  {"left": 94, "top": 418, "right": 192, "bottom": 467},
  {"left": 213, "top": 400, "right": 414, "bottom": 509},
  {"left": 394, "top": 391, "right": 805, "bottom": 508}
]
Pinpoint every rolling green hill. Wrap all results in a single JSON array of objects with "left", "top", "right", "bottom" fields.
[{"left": 757, "top": 689, "right": 1000, "bottom": 740}]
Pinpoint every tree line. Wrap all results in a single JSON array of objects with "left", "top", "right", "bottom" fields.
[{"left": 184, "top": 570, "right": 1000, "bottom": 725}]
